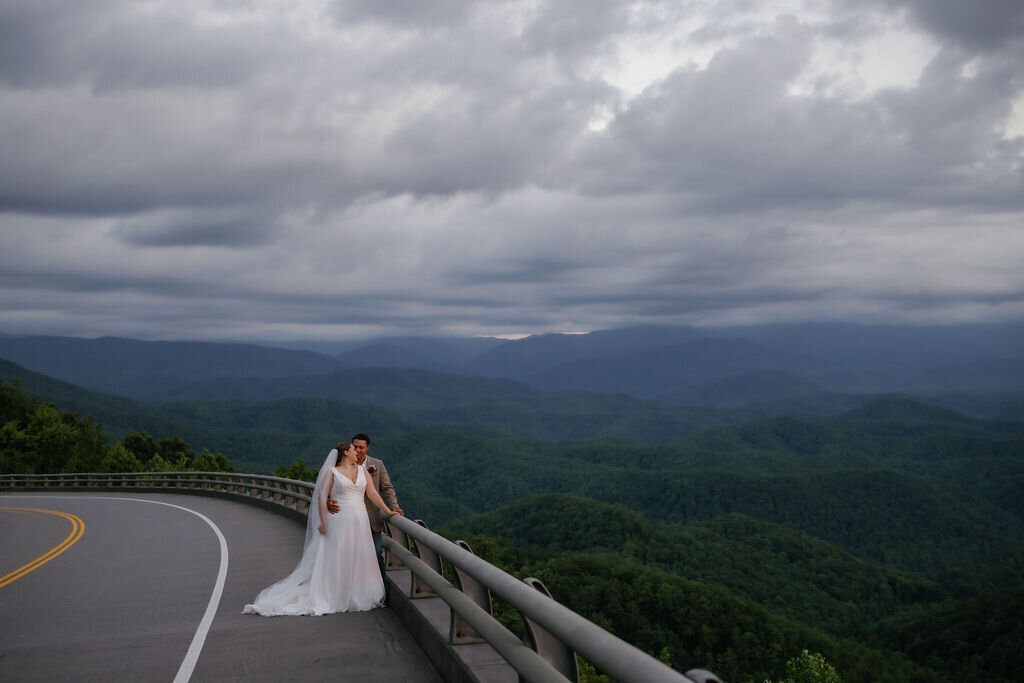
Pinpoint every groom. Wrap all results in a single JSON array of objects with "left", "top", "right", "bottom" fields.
[{"left": 326, "top": 433, "right": 403, "bottom": 597}]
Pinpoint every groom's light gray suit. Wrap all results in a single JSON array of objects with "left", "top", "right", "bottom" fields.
[{"left": 363, "top": 455, "right": 399, "bottom": 531}]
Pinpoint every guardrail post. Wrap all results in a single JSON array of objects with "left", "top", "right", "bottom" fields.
[
  {"left": 520, "top": 577, "right": 579, "bottom": 683},
  {"left": 411, "top": 519, "right": 441, "bottom": 598},
  {"left": 384, "top": 519, "right": 409, "bottom": 570},
  {"left": 449, "top": 540, "right": 491, "bottom": 644}
]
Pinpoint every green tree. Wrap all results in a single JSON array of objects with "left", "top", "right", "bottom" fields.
[
  {"left": 1, "top": 380, "right": 108, "bottom": 474},
  {"left": 578, "top": 657, "right": 612, "bottom": 683},
  {"left": 146, "top": 453, "right": 182, "bottom": 472},
  {"left": 119, "top": 431, "right": 233, "bottom": 473},
  {"left": 275, "top": 458, "right": 318, "bottom": 482},
  {"left": 193, "top": 448, "right": 235, "bottom": 472},
  {"left": 765, "top": 650, "right": 841, "bottom": 683},
  {"left": 1, "top": 381, "right": 236, "bottom": 475},
  {"left": 156, "top": 435, "right": 191, "bottom": 465},
  {"left": 122, "top": 431, "right": 158, "bottom": 463},
  {"left": 98, "top": 442, "right": 145, "bottom": 473}
]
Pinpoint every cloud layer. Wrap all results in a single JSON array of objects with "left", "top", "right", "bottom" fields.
[{"left": 2, "top": 0, "right": 1022, "bottom": 341}]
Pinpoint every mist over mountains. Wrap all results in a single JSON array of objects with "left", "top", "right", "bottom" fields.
[{"left": 1, "top": 323, "right": 1021, "bottom": 415}]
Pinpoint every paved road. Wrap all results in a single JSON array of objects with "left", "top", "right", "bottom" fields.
[{"left": 0, "top": 492, "right": 443, "bottom": 682}]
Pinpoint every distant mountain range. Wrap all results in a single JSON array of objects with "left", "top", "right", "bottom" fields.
[
  {"left": 1, "top": 322, "right": 1022, "bottom": 410},
  {"left": 0, "top": 335, "right": 346, "bottom": 398}
]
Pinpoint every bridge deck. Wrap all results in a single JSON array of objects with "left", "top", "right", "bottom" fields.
[{"left": 1, "top": 492, "right": 443, "bottom": 682}]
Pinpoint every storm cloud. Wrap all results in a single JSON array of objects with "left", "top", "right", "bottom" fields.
[{"left": 1, "top": 0, "right": 1022, "bottom": 342}]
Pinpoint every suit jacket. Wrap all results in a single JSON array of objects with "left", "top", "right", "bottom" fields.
[{"left": 362, "top": 455, "right": 399, "bottom": 533}]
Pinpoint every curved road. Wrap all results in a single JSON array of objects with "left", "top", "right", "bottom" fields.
[{"left": 0, "top": 492, "right": 442, "bottom": 682}]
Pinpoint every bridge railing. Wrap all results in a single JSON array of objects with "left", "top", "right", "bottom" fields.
[
  {"left": 1, "top": 470, "right": 314, "bottom": 515},
  {"left": 1, "top": 472, "right": 720, "bottom": 683}
]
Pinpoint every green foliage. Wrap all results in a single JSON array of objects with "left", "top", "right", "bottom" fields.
[
  {"left": 123, "top": 430, "right": 159, "bottom": 461},
  {"left": 193, "top": 448, "right": 235, "bottom": 472},
  {"left": 382, "top": 401, "right": 1024, "bottom": 587},
  {"left": 2, "top": 380, "right": 109, "bottom": 473},
  {"left": 274, "top": 457, "right": 318, "bottom": 482},
  {"left": 765, "top": 650, "right": 841, "bottom": 683},
  {"left": 442, "top": 491, "right": 1024, "bottom": 682},
  {"left": 442, "top": 495, "right": 944, "bottom": 640},
  {"left": 578, "top": 657, "right": 613, "bottom": 683},
  {"left": 447, "top": 533, "right": 935, "bottom": 683},
  {"left": 119, "top": 430, "right": 235, "bottom": 472},
  {"left": 871, "top": 583, "right": 1024, "bottom": 681},
  {"left": 1, "top": 380, "right": 233, "bottom": 474},
  {"left": 97, "top": 442, "right": 145, "bottom": 473}
]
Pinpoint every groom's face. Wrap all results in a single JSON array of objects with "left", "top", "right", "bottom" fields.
[{"left": 352, "top": 439, "right": 369, "bottom": 464}]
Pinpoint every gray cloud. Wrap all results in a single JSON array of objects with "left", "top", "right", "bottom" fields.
[
  {"left": 0, "top": 1, "right": 273, "bottom": 90},
  {"left": 113, "top": 209, "right": 280, "bottom": 248},
  {"left": 332, "top": 0, "right": 474, "bottom": 28},
  {"left": 583, "top": 23, "right": 1024, "bottom": 212},
  {"left": 0, "top": 0, "right": 1022, "bottom": 343},
  {"left": 879, "top": 0, "right": 1024, "bottom": 51}
]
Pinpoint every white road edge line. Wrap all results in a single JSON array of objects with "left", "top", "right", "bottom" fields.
[
  {"left": 106, "top": 498, "right": 229, "bottom": 683},
  {"left": 8, "top": 495, "right": 229, "bottom": 683}
]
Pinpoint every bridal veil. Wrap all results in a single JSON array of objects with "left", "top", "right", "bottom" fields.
[{"left": 242, "top": 448, "right": 338, "bottom": 610}]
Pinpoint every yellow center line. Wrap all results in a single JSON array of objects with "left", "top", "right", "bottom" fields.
[{"left": 0, "top": 507, "right": 86, "bottom": 588}]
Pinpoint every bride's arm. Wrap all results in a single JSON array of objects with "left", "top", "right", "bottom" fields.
[
  {"left": 318, "top": 482, "right": 330, "bottom": 533},
  {"left": 364, "top": 469, "right": 397, "bottom": 516},
  {"left": 316, "top": 453, "right": 336, "bottom": 533}
]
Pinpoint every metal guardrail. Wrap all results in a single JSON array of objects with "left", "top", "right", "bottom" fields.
[
  {"left": 0, "top": 471, "right": 314, "bottom": 512},
  {"left": 1, "top": 472, "right": 721, "bottom": 683}
]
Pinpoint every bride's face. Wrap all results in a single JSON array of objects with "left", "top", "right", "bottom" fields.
[{"left": 345, "top": 445, "right": 357, "bottom": 459}]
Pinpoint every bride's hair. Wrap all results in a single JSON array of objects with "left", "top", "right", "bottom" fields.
[{"left": 334, "top": 442, "right": 352, "bottom": 464}]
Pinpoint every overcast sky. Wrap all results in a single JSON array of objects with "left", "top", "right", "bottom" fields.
[{"left": 1, "top": 0, "right": 1022, "bottom": 343}]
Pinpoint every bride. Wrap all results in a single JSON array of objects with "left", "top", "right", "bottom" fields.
[{"left": 243, "top": 442, "right": 401, "bottom": 616}]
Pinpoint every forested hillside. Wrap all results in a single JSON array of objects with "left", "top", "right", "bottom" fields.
[
  {"left": 0, "top": 335, "right": 346, "bottom": 398},
  {"left": 0, "top": 380, "right": 234, "bottom": 474},
  {"left": 443, "top": 534, "right": 943, "bottom": 682},
  {"left": 443, "top": 495, "right": 947, "bottom": 638}
]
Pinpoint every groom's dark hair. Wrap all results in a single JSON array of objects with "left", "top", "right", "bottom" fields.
[{"left": 352, "top": 433, "right": 371, "bottom": 445}]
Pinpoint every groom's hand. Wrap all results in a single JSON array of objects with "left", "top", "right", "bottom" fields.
[{"left": 326, "top": 499, "right": 340, "bottom": 514}]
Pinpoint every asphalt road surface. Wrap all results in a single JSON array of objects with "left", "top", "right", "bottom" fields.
[{"left": 0, "top": 491, "right": 442, "bottom": 682}]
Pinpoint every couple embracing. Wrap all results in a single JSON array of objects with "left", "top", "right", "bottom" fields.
[{"left": 243, "top": 433, "right": 403, "bottom": 616}]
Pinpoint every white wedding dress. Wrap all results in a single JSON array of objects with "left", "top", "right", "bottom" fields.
[{"left": 243, "top": 464, "right": 385, "bottom": 616}]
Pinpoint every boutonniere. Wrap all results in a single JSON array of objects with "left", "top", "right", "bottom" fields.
[{"left": 366, "top": 465, "right": 377, "bottom": 474}]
